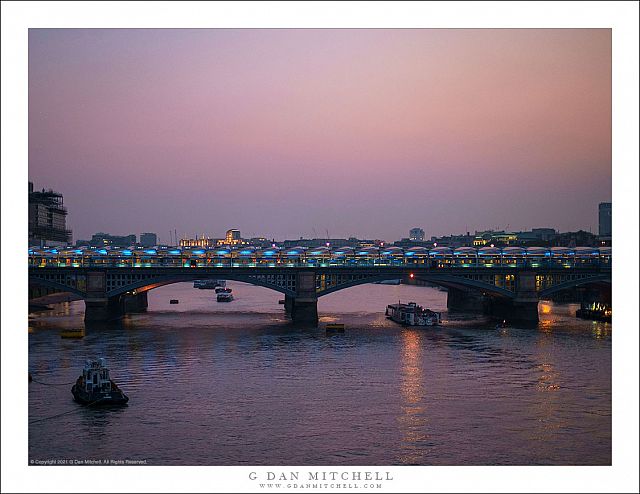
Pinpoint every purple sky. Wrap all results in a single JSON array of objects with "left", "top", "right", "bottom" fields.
[{"left": 28, "top": 29, "right": 611, "bottom": 243}]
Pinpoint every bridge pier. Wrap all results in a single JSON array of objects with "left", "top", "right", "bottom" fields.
[
  {"left": 84, "top": 297, "right": 124, "bottom": 322},
  {"left": 283, "top": 294, "right": 294, "bottom": 314},
  {"left": 446, "top": 287, "right": 487, "bottom": 313},
  {"left": 487, "top": 271, "right": 539, "bottom": 325},
  {"left": 288, "top": 271, "right": 319, "bottom": 325},
  {"left": 123, "top": 291, "right": 148, "bottom": 313},
  {"left": 290, "top": 298, "right": 318, "bottom": 324}
]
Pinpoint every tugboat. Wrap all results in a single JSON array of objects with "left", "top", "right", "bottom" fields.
[
  {"left": 71, "top": 358, "right": 129, "bottom": 406},
  {"left": 217, "top": 291, "right": 234, "bottom": 302},
  {"left": 386, "top": 302, "right": 441, "bottom": 326}
]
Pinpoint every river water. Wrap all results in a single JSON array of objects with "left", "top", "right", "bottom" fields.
[{"left": 28, "top": 282, "right": 611, "bottom": 465}]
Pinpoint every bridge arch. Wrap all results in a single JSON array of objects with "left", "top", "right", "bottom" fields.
[
  {"left": 105, "top": 273, "right": 297, "bottom": 298},
  {"left": 28, "top": 277, "right": 87, "bottom": 298},
  {"left": 538, "top": 275, "right": 611, "bottom": 298},
  {"left": 317, "top": 273, "right": 516, "bottom": 299}
]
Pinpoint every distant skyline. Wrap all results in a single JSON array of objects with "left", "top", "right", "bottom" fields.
[{"left": 29, "top": 29, "right": 611, "bottom": 242}]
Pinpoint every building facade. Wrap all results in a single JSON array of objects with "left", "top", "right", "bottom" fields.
[
  {"left": 90, "top": 232, "right": 136, "bottom": 247},
  {"left": 599, "top": 202, "right": 612, "bottom": 238},
  {"left": 29, "top": 182, "right": 72, "bottom": 247},
  {"left": 140, "top": 232, "right": 158, "bottom": 247},
  {"left": 409, "top": 228, "right": 425, "bottom": 241}
]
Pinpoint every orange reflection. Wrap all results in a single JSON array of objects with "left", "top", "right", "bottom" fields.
[{"left": 397, "top": 330, "right": 429, "bottom": 464}]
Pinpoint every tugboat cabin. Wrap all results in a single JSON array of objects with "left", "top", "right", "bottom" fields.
[{"left": 82, "top": 358, "right": 112, "bottom": 394}]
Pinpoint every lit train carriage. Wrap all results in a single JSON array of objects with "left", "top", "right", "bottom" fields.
[
  {"left": 155, "top": 247, "right": 182, "bottom": 267},
  {"left": 354, "top": 246, "right": 380, "bottom": 266},
  {"left": 331, "top": 246, "right": 355, "bottom": 266},
  {"left": 86, "top": 247, "right": 109, "bottom": 266},
  {"left": 55, "top": 247, "right": 83, "bottom": 267},
  {"left": 573, "top": 246, "right": 600, "bottom": 266},
  {"left": 501, "top": 246, "right": 526, "bottom": 267},
  {"left": 256, "top": 246, "right": 281, "bottom": 266},
  {"left": 235, "top": 246, "right": 258, "bottom": 266},
  {"left": 379, "top": 246, "right": 403, "bottom": 266},
  {"left": 525, "top": 246, "right": 549, "bottom": 267},
  {"left": 105, "top": 247, "right": 131, "bottom": 267},
  {"left": 404, "top": 246, "right": 429, "bottom": 265},
  {"left": 476, "top": 246, "right": 502, "bottom": 267},
  {"left": 306, "top": 246, "right": 332, "bottom": 266},
  {"left": 206, "top": 246, "right": 232, "bottom": 267},
  {"left": 453, "top": 247, "right": 478, "bottom": 267},
  {"left": 549, "top": 247, "right": 572, "bottom": 267},
  {"left": 429, "top": 246, "right": 453, "bottom": 268},
  {"left": 29, "top": 247, "right": 52, "bottom": 267},
  {"left": 283, "top": 246, "right": 306, "bottom": 266},
  {"left": 598, "top": 246, "right": 611, "bottom": 266},
  {"left": 178, "top": 247, "right": 208, "bottom": 267}
]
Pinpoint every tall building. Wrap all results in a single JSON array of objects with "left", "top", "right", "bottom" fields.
[
  {"left": 599, "top": 202, "right": 612, "bottom": 237},
  {"left": 90, "top": 232, "right": 136, "bottom": 247},
  {"left": 140, "top": 232, "right": 158, "bottom": 247},
  {"left": 409, "top": 228, "right": 425, "bottom": 241},
  {"left": 29, "top": 181, "right": 72, "bottom": 246},
  {"left": 225, "top": 229, "right": 241, "bottom": 244}
]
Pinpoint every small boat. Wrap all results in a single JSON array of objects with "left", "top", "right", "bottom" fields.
[
  {"left": 217, "top": 292, "right": 234, "bottom": 302},
  {"left": 326, "top": 323, "right": 345, "bottom": 333},
  {"left": 576, "top": 301, "right": 611, "bottom": 322},
  {"left": 215, "top": 287, "right": 232, "bottom": 294},
  {"left": 61, "top": 329, "right": 85, "bottom": 339},
  {"left": 169, "top": 299, "right": 179, "bottom": 304},
  {"left": 495, "top": 320, "right": 507, "bottom": 329},
  {"left": 71, "top": 358, "right": 129, "bottom": 406},
  {"left": 374, "top": 279, "right": 402, "bottom": 285},
  {"left": 194, "top": 279, "right": 226, "bottom": 290},
  {"left": 386, "top": 302, "right": 441, "bottom": 326}
]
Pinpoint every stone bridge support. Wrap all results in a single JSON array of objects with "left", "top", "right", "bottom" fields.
[
  {"left": 123, "top": 291, "right": 148, "bottom": 313},
  {"left": 289, "top": 271, "right": 318, "bottom": 324},
  {"left": 487, "top": 271, "right": 539, "bottom": 324},
  {"left": 446, "top": 287, "right": 488, "bottom": 313}
]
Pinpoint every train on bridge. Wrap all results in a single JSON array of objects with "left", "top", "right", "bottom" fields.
[{"left": 29, "top": 245, "right": 612, "bottom": 270}]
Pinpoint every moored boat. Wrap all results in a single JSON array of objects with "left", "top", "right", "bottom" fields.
[
  {"left": 326, "top": 323, "right": 345, "bottom": 333},
  {"left": 576, "top": 301, "right": 611, "bottom": 322},
  {"left": 71, "top": 358, "right": 129, "bottom": 406},
  {"left": 217, "top": 292, "right": 234, "bottom": 302},
  {"left": 386, "top": 302, "right": 441, "bottom": 326},
  {"left": 61, "top": 329, "right": 85, "bottom": 339},
  {"left": 194, "top": 279, "right": 226, "bottom": 289}
]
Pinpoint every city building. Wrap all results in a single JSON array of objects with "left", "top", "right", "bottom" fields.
[
  {"left": 226, "top": 229, "right": 241, "bottom": 244},
  {"left": 428, "top": 233, "right": 475, "bottom": 248},
  {"left": 140, "top": 232, "right": 158, "bottom": 248},
  {"left": 598, "top": 202, "right": 611, "bottom": 245},
  {"left": 551, "top": 230, "right": 599, "bottom": 247},
  {"left": 409, "top": 228, "right": 425, "bottom": 241},
  {"left": 472, "top": 230, "right": 519, "bottom": 247},
  {"left": 90, "top": 232, "right": 136, "bottom": 247},
  {"left": 599, "top": 202, "right": 611, "bottom": 236},
  {"left": 180, "top": 236, "right": 216, "bottom": 248},
  {"left": 29, "top": 181, "right": 72, "bottom": 246},
  {"left": 513, "top": 228, "right": 557, "bottom": 245}
]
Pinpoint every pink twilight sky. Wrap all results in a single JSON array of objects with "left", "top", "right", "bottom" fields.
[{"left": 29, "top": 29, "right": 611, "bottom": 243}]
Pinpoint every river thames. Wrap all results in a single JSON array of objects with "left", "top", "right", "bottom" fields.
[{"left": 28, "top": 282, "right": 611, "bottom": 465}]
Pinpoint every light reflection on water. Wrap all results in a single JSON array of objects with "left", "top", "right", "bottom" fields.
[{"left": 29, "top": 282, "right": 611, "bottom": 465}]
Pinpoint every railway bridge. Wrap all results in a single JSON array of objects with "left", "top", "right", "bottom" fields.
[{"left": 29, "top": 265, "right": 611, "bottom": 324}]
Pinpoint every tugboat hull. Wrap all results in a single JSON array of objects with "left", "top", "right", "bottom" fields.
[{"left": 72, "top": 384, "right": 129, "bottom": 406}]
